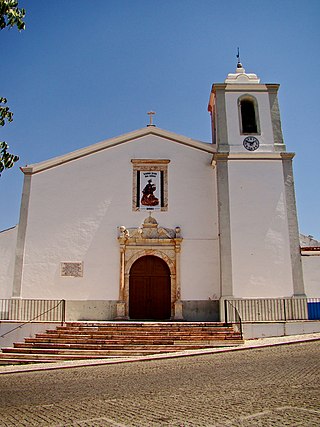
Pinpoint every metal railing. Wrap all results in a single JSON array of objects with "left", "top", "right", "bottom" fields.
[
  {"left": 0, "top": 299, "right": 65, "bottom": 323},
  {"left": 224, "top": 300, "right": 243, "bottom": 339},
  {"left": 224, "top": 297, "right": 320, "bottom": 323}
]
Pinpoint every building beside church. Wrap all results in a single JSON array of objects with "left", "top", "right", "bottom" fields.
[{"left": 0, "top": 63, "right": 319, "bottom": 322}]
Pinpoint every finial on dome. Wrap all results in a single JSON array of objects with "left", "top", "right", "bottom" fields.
[
  {"left": 224, "top": 50, "right": 260, "bottom": 84},
  {"left": 236, "top": 47, "right": 242, "bottom": 68},
  {"left": 235, "top": 47, "right": 245, "bottom": 73}
]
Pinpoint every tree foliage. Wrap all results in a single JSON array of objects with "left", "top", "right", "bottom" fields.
[
  {"left": 0, "top": 0, "right": 25, "bottom": 175},
  {"left": 0, "top": 98, "right": 19, "bottom": 174},
  {"left": 0, "top": 0, "right": 25, "bottom": 30}
]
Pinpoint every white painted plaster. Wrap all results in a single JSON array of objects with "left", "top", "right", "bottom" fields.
[
  {"left": 0, "top": 227, "right": 17, "bottom": 298},
  {"left": 180, "top": 239, "right": 220, "bottom": 300},
  {"left": 225, "top": 90, "right": 275, "bottom": 153},
  {"left": 19, "top": 135, "right": 219, "bottom": 303},
  {"left": 228, "top": 160, "right": 293, "bottom": 297},
  {"left": 302, "top": 256, "right": 320, "bottom": 298}
]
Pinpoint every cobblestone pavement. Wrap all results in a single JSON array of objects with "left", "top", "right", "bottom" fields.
[{"left": 0, "top": 341, "right": 319, "bottom": 427}]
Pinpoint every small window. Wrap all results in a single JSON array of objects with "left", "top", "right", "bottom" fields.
[{"left": 239, "top": 96, "right": 259, "bottom": 134}]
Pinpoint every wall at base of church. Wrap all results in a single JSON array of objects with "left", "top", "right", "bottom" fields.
[
  {"left": 65, "top": 300, "right": 118, "bottom": 321},
  {"left": 63, "top": 300, "right": 220, "bottom": 322},
  {"left": 243, "top": 320, "right": 320, "bottom": 339},
  {"left": 182, "top": 300, "right": 219, "bottom": 321}
]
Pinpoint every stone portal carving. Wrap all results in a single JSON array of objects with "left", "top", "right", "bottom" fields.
[{"left": 117, "top": 214, "right": 183, "bottom": 320}]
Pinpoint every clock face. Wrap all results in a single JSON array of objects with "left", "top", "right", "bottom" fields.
[{"left": 243, "top": 136, "right": 259, "bottom": 151}]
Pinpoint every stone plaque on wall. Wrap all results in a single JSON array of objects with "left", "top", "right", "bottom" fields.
[{"left": 60, "top": 262, "right": 83, "bottom": 277}]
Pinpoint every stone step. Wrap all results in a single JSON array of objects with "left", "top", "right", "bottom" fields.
[
  {"left": 63, "top": 322, "right": 225, "bottom": 327},
  {"left": 0, "top": 321, "right": 243, "bottom": 365},
  {"left": 54, "top": 323, "right": 232, "bottom": 332},
  {"left": 16, "top": 341, "right": 178, "bottom": 348},
  {"left": 0, "top": 357, "right": 61, "bottom": 364},
  {"left": 3, "top": 341, "right": 241, "bottom": 355},
  {"left": 31, "top": 332, "right": 239, "bottom": 342},
  {"left": 9, "top": 340, "right": 242, "bottom": 352},
  {"left": 0, "top": 352, "right": 138, "bottom": 361},
  {"left": 44, "top": 331, "right": 237, "bottom": 338},
  {"left": 50, "top": 329, "right": 235, "bottom": 336},
  {"left": 50, "top": 329, "right": 234, "bottom": 337},
  {"left": 49, "top": 327, "right": 235, "bottom": 333},
  {"left": 23, "top": 338, "right": 239, "bottom": 348}
]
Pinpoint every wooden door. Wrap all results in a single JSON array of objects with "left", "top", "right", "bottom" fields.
[{"left": 129, "top": 256, "right": 171, "bottom": 320}]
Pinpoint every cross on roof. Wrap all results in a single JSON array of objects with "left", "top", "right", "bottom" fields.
[{"left": 147, "top": 111, "right": 156, "bottom": 127}]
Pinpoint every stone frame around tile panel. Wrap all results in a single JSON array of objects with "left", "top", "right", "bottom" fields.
[{"left": 131, "top": 159, "right": 170, "bottom": 212}]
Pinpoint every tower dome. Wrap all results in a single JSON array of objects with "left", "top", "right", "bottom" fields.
[{"left": 224, "top": 62, "right": 260, "bottom": 84}]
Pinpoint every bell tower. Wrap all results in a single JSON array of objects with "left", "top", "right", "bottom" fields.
[
  {"left": 208, "top": 62, "right": 286, "bottom": 153},
  {"left": 208, "top": 62, "right": 305, "bottom": 308}
]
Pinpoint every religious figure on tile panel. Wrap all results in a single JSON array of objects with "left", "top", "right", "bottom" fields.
[{"left": 141, "top": 179, "right": 159, "bottom": 206}]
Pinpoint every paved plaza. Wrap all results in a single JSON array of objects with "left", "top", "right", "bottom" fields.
[{"left": 0, "top": 340, "right": 319, "bottom": 426}]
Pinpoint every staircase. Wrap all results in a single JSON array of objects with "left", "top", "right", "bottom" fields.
[{"left": 0, "top": 322, "right": 243, "bottom": 365}]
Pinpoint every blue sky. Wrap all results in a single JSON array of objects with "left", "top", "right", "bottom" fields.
[{"left": 1, "top": 0, "right": 319, "bottom": 239}]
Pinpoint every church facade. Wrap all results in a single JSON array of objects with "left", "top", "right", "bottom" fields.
[{"left": 1, "top": 64, "right": 319, "bottom": 321}]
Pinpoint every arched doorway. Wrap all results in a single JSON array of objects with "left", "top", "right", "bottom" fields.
[{"left": 129, "top": 255, "right": 171, "bottom": 320}]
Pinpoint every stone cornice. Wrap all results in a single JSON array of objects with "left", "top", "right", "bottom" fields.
[
  {"left": 211, "top": 83, "right": 269, "bottom": 92},
  {"left": 266, "top": 84, "right": 280, "bottom": 93},
  {"left": 225, "top": 85, "right": 268, "bottom": 92},
  {"left": 210, "top": 83, "right": 227, "bottom": 93},
  {"left": 211, "top": 152, "right": 295, "bottom": 166},
  {"left": 131, "top": 159, "right": 170, "bottom": 165},
  {"left": 301, "top": 246, "right": 320, "bottom": 256},
  {"left": 280, "top": 153, "right": 295, "bottom": 160},
  {"left": 301, "top": 248, "right": 320, "bottom": 256},
  {"left": 21, "top": 127, "right": 214, "bottom": 175}
]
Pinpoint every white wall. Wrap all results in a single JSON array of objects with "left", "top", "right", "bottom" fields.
[
  {"left": 228, "top": 160, "right": 293, "bottom": 297},
  {"left": 302, "top": 256, "right": 320, "bottom": 298},
  {"left": 181, "top": 239, "right": 219, "bottom": 300},
  {"left": 20, "top": 135, "right": 219, "bottom": 301},
  {"left": 0, "top": 227, "right": 17, "bottom": 299}
]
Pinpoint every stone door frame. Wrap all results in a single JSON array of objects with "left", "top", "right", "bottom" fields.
[{"left": 116, "top": 216, "right": 183, "bottom": 320}]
